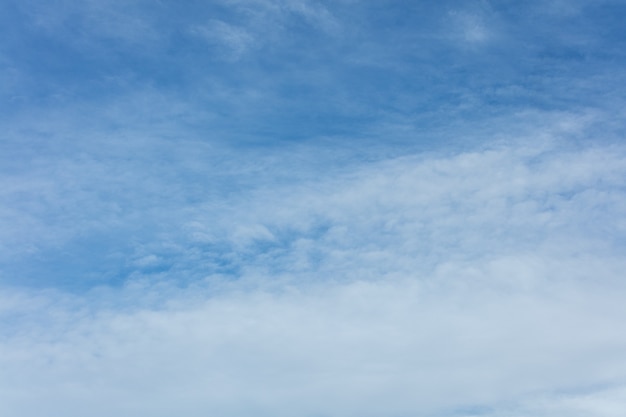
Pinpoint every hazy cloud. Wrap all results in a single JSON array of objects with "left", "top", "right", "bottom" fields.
[{"left": 2, "top": 1, "right": 626, "bottom": 416}]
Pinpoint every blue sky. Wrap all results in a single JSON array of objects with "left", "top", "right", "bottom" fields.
[{"left": 2, "top": 1, "right": 626, "bottom": 416}]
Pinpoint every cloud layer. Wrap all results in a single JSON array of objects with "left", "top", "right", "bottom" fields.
[
  {"left": 2, "top": 1, "right": 626, "bottom": 416},
  {"left": 2, "top": 124, "right": 626, "bottom": 416}
]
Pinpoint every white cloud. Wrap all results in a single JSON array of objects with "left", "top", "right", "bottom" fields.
[
  {"left": 280, "top": 0, "right": 340, "bottom": 33},
  {"left": 191, "top": 20, "right": 256, "bottom": 59},
  {"left": 3, "top": 1, "right": 626, "bottom": 413},
  {"left": 1, "top": 263, "right": 626, "bottom": 416},
  {"left": 476, "top": 384, "right": 626, "bottom": 417},
  {"left": 2, "top": 118, "right": 626, "bottom": 416},
  {"left": 447, "top": 10, "right": 492, "bottom": 46},
  {"left": 188, "top": 0, "right": 341, "bottom": 59}
]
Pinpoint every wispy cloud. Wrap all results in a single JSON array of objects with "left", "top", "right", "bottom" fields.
[
  {"left": 448, "top": 10, "right": 491, "bottom": 45},
  {"left": 2, "top": 1, "right": 626, "bottom": 415},
  {"left": 191, "top": 20, "right": 256, "bottom": 60},
  {"left": 2, "top": 114, "right": 626, "bottom": 415}
]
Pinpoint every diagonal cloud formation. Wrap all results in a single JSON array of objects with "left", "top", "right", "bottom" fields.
[
  {"left": 2, "top": 126, "right": 626, "bottom": 416},
  {"left": 2, "top": 1, "right": 626, "bottom": 415}
]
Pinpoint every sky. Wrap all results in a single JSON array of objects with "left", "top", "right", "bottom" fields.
[{"left": 1, "top": 0, "right": 626, "bottom": 416}]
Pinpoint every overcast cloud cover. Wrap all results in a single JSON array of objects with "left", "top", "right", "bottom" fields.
[{"left": 2, "top": 1, "right": 626, "bottom": 416}]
